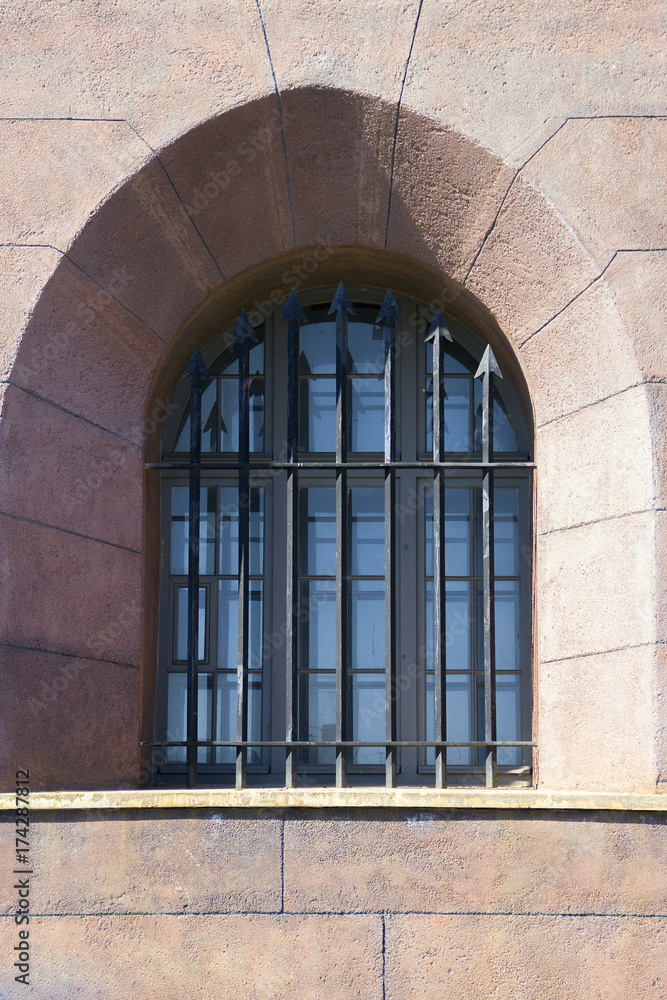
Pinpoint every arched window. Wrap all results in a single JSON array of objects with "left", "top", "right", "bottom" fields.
[{"left": 151, "top": 285, "right": 533, "bottom": 788}]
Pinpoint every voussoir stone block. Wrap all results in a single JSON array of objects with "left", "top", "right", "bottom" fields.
[
  {"left": 10, "top": 256, "right": 165, "bottom": 445},
  {"left": 403, "top": 0, "right": 667, "bottom": 163},
  {"left": 465, "top": 176, "right": 599, "bottom": 346},
  {"left": 0, "top": 914, "right": 383, "bottom": 1000},
  {"left": 537, "top": 511, "right": 659, "bottom": 664},
  {"left": 0, "top": 246, "right": 61, "bottom": 381},
  {"left": 525, "top": 118, "right": 667, "bottom": 267},
  {"left": 160, "top": 97, "right": 294, "bottom": 279},
  {"left": 537, "top": 645, "right": 656, "bottom": 792},
  {"left": 282, "top": 88, "right": 395, "bottom": 250},
  {"left": 260, "top": 0, "right": 421, "bottom": 100},
  {"left": 520, "top": 279, "right": 641, "bottom": 427},
  {"left": 0, "top": 384, "right": 143, "bottom": 552},
  {"left": 385, "top": 913, "right": 667, "bottom": 1000},
  {"left": 68, "top": 157, "right": 222, "bottom": 342},
  {"left": 20, "top": 811, "right": 282, "bottom": 914},
  {"left": 0, "top": 515, "right": 141, "bottom": 664},
  {"left": 0, "top": 120, "right": 150, "bottom": 248},
  {"left": 284, "top": 810, "right": 667, "bottom": 914},
  {"left": 0, "top": 648, "right": 138, "bottom": 792},
  {"left": 604, "top": 250, "right": 667, "bottom": 382},
  {"left": 386, "top": 112, "right": 514, "bottom": 281},
  {"left": 537, "top": 384, "right": 655, "bottom": 534}
]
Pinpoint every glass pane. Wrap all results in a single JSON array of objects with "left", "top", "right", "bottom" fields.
[
  {"left": 426, "top": 339, "right": 472, "bottom": 376},
  {"left": 175, "top": 587, "right": 206, "bottom": 662},
  {"left": 166, "top": 672, "right": 212, "bottom": 763},
  {"left": 299, "top": 378, "right": 336, "bottom": 452},
  {"left": 495, "top": 580, "right": 520, "bottom": 672},
  {"left": 301, "top": 488, "right": 336, "bottom": 576},
  {"left": 426, "top": 377, "right": 471, "bottom": 453},
  {"left": 348, "top": 321, "right": 384, "bottom": 374},
  {"left": 249, "top": 378, "right": 265, "bottom": 453},
  {"left": 494, "top": 488, "right": 519, "bottom": 577},
  {"left": 249, "top": 489, "right": 264, "bottom": 576},
  {"left": 473, "top": 383, "right": 519, "bottom": 454},
  {"left": 171, "top": 487, "right": 216, "bottom": 576},
  {"left": 350, "top": 377, "right": 384, "bottom": 452},
  {"left": 300, "top": 322, "right": 336, "bottom": 375},
  {"left": 299, "top": 580, "right": 336, "bottom": 671},
  {"left": 215, "top": 673, "right": 263, "bottom": 765},
  {"left": 349, "top": 673, "right": 385, "bottom": 765},
  {"left": 426, "top": 673, "right": 472, "bottom": 766},
  {"left": 220, "top": 378, "right": 239, "bottom": 452},
  {"left": 425, "top": 488, "right": 470, "bottom": 579},
  {"left": 218, "top": 579, "right": 238, "bottom": 670},
  {"left": 350, "top": 488, "right": 384, "bottom": 576},
  {"left": 219, "top": 487, "right": 238, "bottom": 575},
  {"left": 497, "top": 673, "right": 521, "bottom": 765},
  {"left": 350, "top": 579, "right": 385, "bottom": 671},
  {"left": 298, "top": 672, "right": 336, "bottom": 767},
  {"left": 208, "top": 325, "right": 265, "bottom": 376},
  {"left": 426, "top": 580, "right": 470, "bottom": 672},
  {"left": 249, "top": 580, "right": 264, "bottom": 671}
]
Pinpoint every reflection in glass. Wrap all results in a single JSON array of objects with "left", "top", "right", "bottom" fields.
[
  {"left": 425, "top": 488, "right": 471, "bottom": 579},
  {"left": 349, "top": 673, "right": 385, "bottom": 765},
  {"left": 426, "top": 673, "right": 472, "bottom": 765},
  {"left": 350, "top": 489, "right": 384, "bottom": 576},
  {"left": 348, "top": 321, "right": 384, "bottom": 373},
  {"left": 166, "top": 672, "right": 212, "bottom": 763},
  {"left": 171, "top": 487, "right": 216, "bottom": 576},
  {"left": 298, "top": 672, "right": 336, "bottom": 767},
  {"left": 299, "top": 378, "right": 336, "bottom": 452},
  {"left": 176, "top": 587, "right": 206, "bottom": 662},
  {"left": 350, "top": 580, "right": 385, "bottom": 671},
  {"left": 215, "top": 673, "right": 262, "bottom": 765},
  {"left": 299, "top": 581, "right": 336, "bottom": 672},
  {"left": 300, "top": 489, "right": 336, "bottom": 576},
  {"left": 218, "top": 487, "right": 264, "bottom": 577},
  {"left": 350, "top": 378, "right": 384, "bottom": 452}
]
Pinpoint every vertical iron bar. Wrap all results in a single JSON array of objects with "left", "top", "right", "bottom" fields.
[
  {"left": 475, "top": 346, "right": 501, "bottom": 788},
  {"left": 184, "top": 348, "right": 209, "bottom": 789},
  {"left": 378, "top": 291, "right": 401, "bottom": 788},
  {"left": 427, "top": 311, "right": 452, "bottom": 789},
  {"left": 282, "top": 291, "right": 306, "bottom": 787},
  {"left": 235, "top": 311, "right": 256, "bottom": 789},
  {"left": 330, "top": 283, "right": 354, "bottom": 788}
]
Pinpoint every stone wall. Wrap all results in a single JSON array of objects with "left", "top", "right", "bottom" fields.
[{"left": 1, "top": 806, "right": 666, "bottom": 997}]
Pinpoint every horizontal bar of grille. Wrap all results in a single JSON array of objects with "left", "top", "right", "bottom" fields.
[
  {"left": 142, "top": 740, "right": 537, "bottom": 748},
  {"left": 147, "top": 460, "right": 535, "bottom": 470}
]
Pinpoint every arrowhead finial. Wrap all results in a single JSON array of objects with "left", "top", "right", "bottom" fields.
[
  {"left": 183, "top": 346, "right": 210, "bottom": 380},
  {"left": 474, "top": 344, "right": 503, "bottom": 380},
  {"left": 328, "top": 281, "right": 355, "bottom": 318},
  {"left": 376, "top": 289, "right": 402, "bottom": 327},
  {"left": 233, "top": 308, "right": 258, "bottom": 344},
  {"left": 425, "top": 309, "right": 453, "bottom": 343},
  {"left": 280, "top": 288, "right": 306, "bottom": 324}
]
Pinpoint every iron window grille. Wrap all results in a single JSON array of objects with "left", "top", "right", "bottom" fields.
[{"left": 144, "top": 284, "right": 535, "bottom": 789}]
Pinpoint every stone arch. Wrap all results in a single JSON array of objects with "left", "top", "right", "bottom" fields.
[{"left": 0, "top": 87, "right": 658, "bottom": 792}]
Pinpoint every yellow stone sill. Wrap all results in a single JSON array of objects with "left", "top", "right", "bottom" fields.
[{"left": 1, "top": 787, "right": 666, "bottom": 811}]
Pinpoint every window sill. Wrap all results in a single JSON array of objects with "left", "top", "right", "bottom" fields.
[{"left": 1, "top": 787, "right": 666, "bottom": 812}]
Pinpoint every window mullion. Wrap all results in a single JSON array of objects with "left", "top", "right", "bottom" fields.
[{"left": 235, "top": 311, "right": 254, "bottom": 789}]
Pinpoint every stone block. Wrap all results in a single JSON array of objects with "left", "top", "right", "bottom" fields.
[
  {"left": 0, "top": 384, "right": 143, "bottom": 552},
  {"left": 160, "top": 97, "right": 294, "bottom": 280},
  {"left": 0, "top": 648, "right": 138, "bottom": 792},
  {"left": 0, "top": 120, "right": 149, "bottom": 248},
  {"left": 0, "top": 514, "right": 141, "bottom": 664},
  {"left": 386, "top": 111, "right": 514, "bottom": 281},
  {"left": 10, "top": 256, "right": 164, "bottom": 445},
  {"left": 385, "top": 913, "right": 667, "bottom": 1000},
  {"left": 0, "top": 914, "right": 383, "bottom": 999},
  {"left": 604, "top": 250, "right": 667, "bottom": 382},
  {"left": 520, "top": 280, "right": 641, "bottom": 427},
  {"left": 526, "top": 119, "right": 667, "bottom": 267},
  {"left": 259, "top": 0, "right": 421, "bottom": 100},
  {"left": 537, "top": 511, "right": 658, "bottom": 664},
  {"left": 537, "top": 645, "right": 656, "bottom": 792},
  {"left": 466, "top": 176, "right": 598, "bottom": 347},
  {"left": 284, "top": 810, "right": 667, "bottom": 914},
  {"left": 0, "top": 811, "right": 282, "bottom": 914},
  {"left": 281, "top": 88, "right": 395, "bottom": 250},
  {"left": 0, "top": 1, "right": 274, "bottom": 149},
  {"left": 537, "top": 384, "right": 654, "bottom": 534},
  {"left": 0, "top": 246, "right": 60, "bottom": 381},
  {"left": 68, "top": 157, "right": 222, "bottom": 342},
  {"left": 404, "top": 0, "right": 667, "bottom": 162}
]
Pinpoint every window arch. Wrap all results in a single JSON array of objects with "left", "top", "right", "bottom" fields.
[{"left": 151, "top": 285, "right": 533, "bottom": 788}]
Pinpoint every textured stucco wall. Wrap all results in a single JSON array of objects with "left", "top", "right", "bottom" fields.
[
  {"left": 0, "top": 3, "right": 666, "bottom": 795},
  {"left": 1, "top": 807, "right": 667, "bottom": 998}
]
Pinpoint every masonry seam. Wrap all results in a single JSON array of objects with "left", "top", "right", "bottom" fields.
[
  {"left": 280, "top": 816, "right": 285, "bottom": 913},
  {"left": 539, "top": 508, "right": 667, "bottom": 537},
  {"left": 0, "top": 510, "right": 141, "bottom": 555},
  {"left": 0, "top": 381, "right": 142, "bottom": 448},
  {"left": 253, "top": 0, "right": 298, "bottom": 247},
  {"left": 123, "top": 121, "right": 226, "bottom": 280},
  {"left": 537, "top": 381, "right": 666, "bottom": 429},
  {"left": 381, "top": 913, "right": 387, "bottom": 1000},
  {"left": 8, "top": 910, "right": 667, "bottom": 919},
  {"left": 543, "top": 640, "right": 667, "bottom": 666},
  {"left": 384, "top": 0, "right": 425, "bottom": 249},
  {"left": 0, "top": 642, "right": 137, "bottom": 670}
]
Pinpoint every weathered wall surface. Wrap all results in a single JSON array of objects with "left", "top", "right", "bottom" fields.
[
  {"left": 1, "top": 807, "right": 666, "bottom": 997},
  {"left": 0, "top": 1, "right": 666, "bottom": 795}
]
